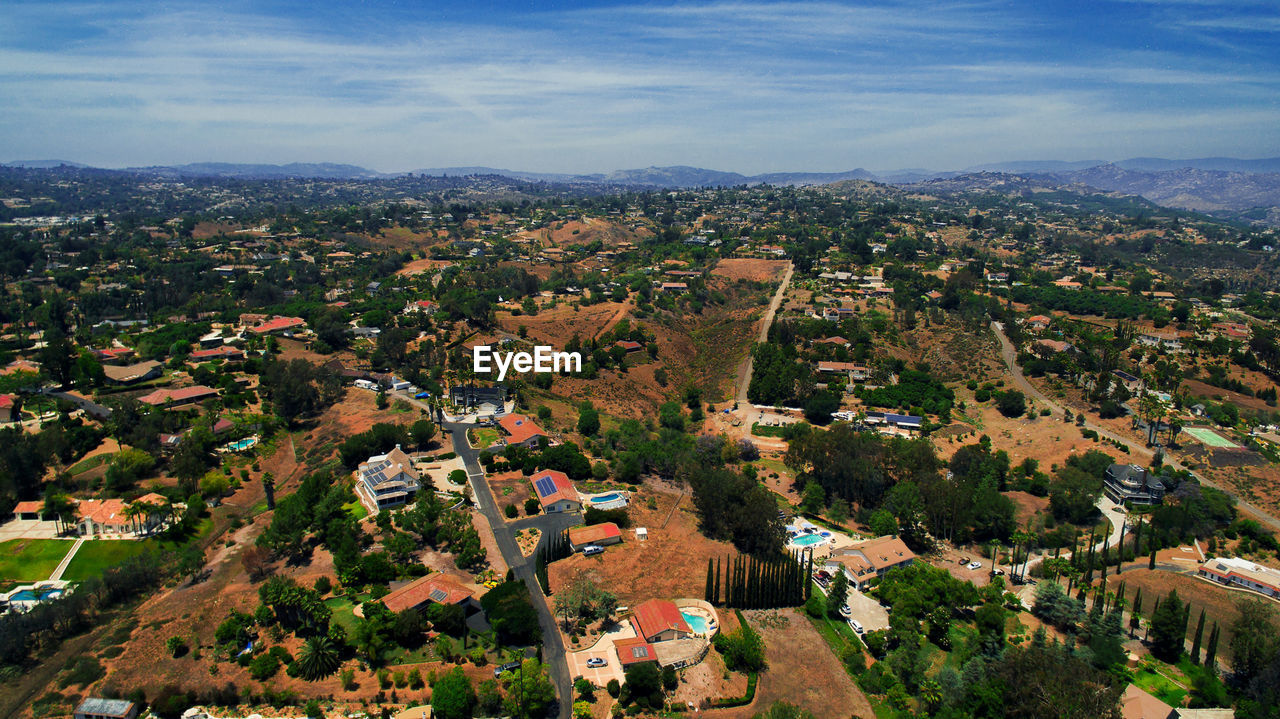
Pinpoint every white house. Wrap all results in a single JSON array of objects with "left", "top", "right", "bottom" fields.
[{"left": 357, "top": 445, "right": 421, "bottom": 513}]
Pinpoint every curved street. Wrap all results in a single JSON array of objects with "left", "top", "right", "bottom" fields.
[
  {"left": 442, "top": 420, "right": 579, "bottom": 719},
  {"left": 990, "top": 321, "right": 1280, "bottom": 533}
]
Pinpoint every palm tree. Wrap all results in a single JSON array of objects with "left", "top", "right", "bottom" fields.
[{"left": 296, "top": 636, "right": 342, "bottom": 680}]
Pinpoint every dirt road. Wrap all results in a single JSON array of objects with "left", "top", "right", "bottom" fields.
[
  {"left": 735, "top": 262, "right": 794, "bottom": 411},
  {"left": 990, "top": 321, "right": 1280, "bottom": 532}
]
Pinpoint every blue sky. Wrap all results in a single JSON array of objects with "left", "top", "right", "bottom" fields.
[{"left": 2, "top": 0, "right": 1278, "bottom": 173}]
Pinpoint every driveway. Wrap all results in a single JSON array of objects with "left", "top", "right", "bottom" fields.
[
  {"left": 566, "top": 620, "right": 634, "bottom": 688},
  {"left": 0, "top": 519, "right": 62, "bottom": 541},
  {"left": 844, "top": 590, "right": 889, "bottom": 633}
]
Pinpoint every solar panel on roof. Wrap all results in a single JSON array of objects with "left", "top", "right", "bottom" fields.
[
  {"left": 534, "top": 475, "right": 556, "bottom": 497},
  {"left": 429, "top": 588, "right": 449, "bottom": 602}
]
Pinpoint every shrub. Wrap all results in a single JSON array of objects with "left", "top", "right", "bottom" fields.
[
  {"left": 606, "top": 679, "right": 621, "bottom": 697},
  {"left": 505, "top": 503, "right": 519, "bottom": 518},
  {"left": 313, "top": 575, "right": 332, "bottom": 595},
  {"left": 249, "top": 651, "right": 281, "bottom": 681},
  {"left": 524, "top": 497, "right": 541, "bottom": 515}
]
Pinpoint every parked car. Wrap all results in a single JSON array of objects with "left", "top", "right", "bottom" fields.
[
  {"left": 958, "top": 557, "right": 970, "bottom": 565},
  {"left": 582, "top": 545, "right": 605, "bottom": 556},
  {"left": 586, "top": 657, "right": 608, "bottom": 668},
  {"left": 839, "top": 604, "right": 852, "bottom": 617},
  {"left": 989, "top": 568, "right": 1005, "bottom": 577},
  {"left": 967, "top": 561, "right": 982, "bottom": 570},
  {"left": 414, "top": 391, "right": 431, "bottom": 399},
  {"left": 494, "top": 661, "right": 521, "bottom": 678},
  {"left": 851, "top": 619, "right": 864, "bottom": 633}
]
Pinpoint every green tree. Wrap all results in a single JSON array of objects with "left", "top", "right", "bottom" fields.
[
  {"left": 1149, "top": 589, "right": 1186, "bottom": 661},
  {"left": 432, "top": 667, "right": 476, "bottom": 719},
  {"left": 295, "top": 636, "right": 341, "bottom": 680},
  {"left": 869, "top": 508, "right": 897, "bottom": 537},
  {"left": 827, "top": 571, "right": 849, "bottom": 618},
  {"left": 799, "top": 481, "right": 826, "bottom": 515},
  {"left": 502, "top": 659, "right": 557, "bottom": 719}
]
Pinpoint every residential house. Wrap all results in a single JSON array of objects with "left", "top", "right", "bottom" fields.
[
  {"left": 403, "top": 299, "right": 438, "bottom": 315},
  {"left": 1120, "top": 684, "right": 1176, "bottom": 719},
  {"left": 630, "top": 599, "right": 692, "bottom": 643},
  {"left": 613, "top": 636, "right": 659, "bottom": 668},
  {"left": 531, "top": 469, "right": 580, "bottom": 513},
  {"left": 614, "top": 340, "right": 643, "bottom": 353},
  {"left": 381, "top": 572, "right": 477, "bottom": 614},
  {"left": 864, "top": 411, "right": 923, "bottom": 433},
  {"left": 450, "top": 384, "right": 508, "bottom": 409},
  {"left": 825, "top": 535, "right": 916, "bottom": 590},
  {"left": 1025, "top": 315, "right": 1052, "bottom": 331},
  {"left": 357, "top": 445, "right": 421, "bottom": 512},
  {"left": 499, "top": 413, "right": 548, "bottom": 449},
  {"left": 1103, "top": 464, "right": 1166, "bottom": 506},
  {"left": 247, "top": 316, "right": 307, "bottom": 336},
  {"left": 1198, "top": 557, "right": 1280, "bottom": 599},
  {"left": 12, "top": 500, "right": 42, "bottom": 520},
  {"left": 189, "top": 347, "right": 246, "bottom": 362},
  {"left": 814, "top": 336, "right": 851, "bottom": 349},
  {"left": 1112, "top": 370, "right": 1141, "bottom": 392},
  {"left": 136, "top": 385, "right": 220, "bottom": 408},
  {"left": 0, "top": 394, "right": 15, "bottom": 422},
  {"left": 91, "top": 347, "right": 135, "bottom": 365},
  {"left": 101, "top": 361, "right": 163, "bottom": 385},
  {"left": 660, "top": 282, "right": 688, "bottom": 294},
  {"left": 1033, "top": 339, "right": 1074, "bottom": 354},
  {"left": 816, "top": 361, "right": 870, "bottom": 383},
  {"left": 74, "top": 698, "right": 139, "bottom": 719},
  {"left": 568, "top": 522, "right": 623, "bottom": 551}
]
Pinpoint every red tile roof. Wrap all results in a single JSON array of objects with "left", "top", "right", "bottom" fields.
[
  {"left": 499, "top": 413, "right": 546, "bottom": 445},
  {"left": 531, "top": 470, "right": 578, "bottom": 508},
  {"left": 631, "top": 599, "right": 691, "bottom": 642},
  {"left": 248, "top": 316, "right": 306, "bottom": 335},
  {"left": 190, "top": 347, "right": 245, "bottom": 360},
  {"left": 614, "top": 340, "right": 643, "bottom": 352},
  {"left": 0, "top": 394, "right": 14, "bottom": 409},
  {"left": 613, "top": 637, "right": 657, "bottom": 666},
  {"left": 568, "top": 523, "right": 621, "bottom": 546},
  {"left": 382, "top": 573, "right": 475, "bottom": 613},
  {"left": 12, "top": 500, "right": 42, "bottom": 514}
]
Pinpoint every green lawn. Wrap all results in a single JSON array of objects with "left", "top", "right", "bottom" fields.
[
  {"left": 468, "top": 427, "right": 501, "bottom": 448},
  {"left": 0, "top": 539, "right": 75, "bottom": 582},
  {"left": 343, "top": 499, "right": 368, "bottom": 521},
  {"left": 325, "top": 595, "right": 361, "bottom": 634},
  {"left": 61, "top": 541, "right": 150, "bottom": 582},
  {"left": 68, "top": 453, "right": 112, "bottom": 476},
  {"left": 1133, "top": 665, "right": 1188, "bottom": 707}
]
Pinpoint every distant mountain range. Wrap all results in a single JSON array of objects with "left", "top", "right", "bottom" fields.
[{"left": 6, "top": 156, "right": 1280, "bottom": 224}]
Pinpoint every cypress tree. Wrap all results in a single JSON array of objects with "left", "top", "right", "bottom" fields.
[
  {"left": 705, "top": 559, "right": 714, "bottom": 603},
  {"left": 1149, "top": 546, "right": 1157, "bottom": 570},
  {"left": 1130, "top": 588, "right": 1143, "bottom": 636},
  {"left": 1190, "top": 608, "right": 1206, "bottom": 664},
  {"left": 713, "top": 558, "right": 721, "bottom": 605},
  {"left": 1204, "top": 623, "right": 1219, "bottom": 670}
]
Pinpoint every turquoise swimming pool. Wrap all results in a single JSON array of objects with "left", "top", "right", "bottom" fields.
[
  {"left": 791, "top": 534, "right": 825, "bottom": 546},
  {"left": 682, "top": 611, "right": 709, "bottom": 634},
  {"left": 10, "top": 588, "right": 62, "bottom": 602},
  {"left": 225, "top": 437, "right": 258, "bottom": 451},
  {"left": 592, "top": 492, "right": 623, "bottom": 503}
]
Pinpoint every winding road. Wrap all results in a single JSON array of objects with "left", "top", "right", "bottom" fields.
[
  {"left": 990, "top": 321, "right": 1280, "bottom": 533},
  {"left": 442, "top": 420, "right": 580, "bottom": 719}
]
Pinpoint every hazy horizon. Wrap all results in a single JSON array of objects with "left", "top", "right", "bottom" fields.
[{"left": 4, "top": 0, "right": 1279, "bottom": 174}]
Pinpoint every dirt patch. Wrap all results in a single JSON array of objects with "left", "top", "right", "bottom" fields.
[
  {"left": 711, "top": 608, "right": 874, "bottom": 719},
  {"left": 1004, "top": 491, "right": 1050, "bottom": 527},
  {"left": 487, "top": 471, "right": 535, "bottom": 520},
  {"left": 547, "top": 480, "right": 735, "bottom": 606},
  {"left": 712, "top": 259, "right": 788, "bottom": 283},
  {"left": 396, "top": 257, "right": 454, "bottom": 277}
]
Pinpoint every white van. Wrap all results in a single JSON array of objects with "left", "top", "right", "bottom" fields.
[
  {"left": 581, "top": 545, "right": 604, "bottom": 556},
  {"left": 851, "top": 619, "right": 864, "bottom": 634}
]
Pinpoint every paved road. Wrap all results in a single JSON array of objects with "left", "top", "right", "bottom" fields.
[
  {"left": 734, "top": 261, "right": 795, "bottom": 412},
  {"left": 443, "top": 420, "right": 576, "bottom": 719},
  {"left": 990, "top": 321, "right": 1280, "bottom": 533}
]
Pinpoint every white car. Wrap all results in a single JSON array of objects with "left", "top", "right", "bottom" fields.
[
  {"left": 850, "top": 619, "right": 864, "bottom": 633},
  {"left": 586, "top": 657, "right": 608, "bottom": 668},
  {"left": 839, "top": 604, "right": 852, "bottom": 617},
  {"left": 967, "top": 561, "right": 982, "bottom": 570}
]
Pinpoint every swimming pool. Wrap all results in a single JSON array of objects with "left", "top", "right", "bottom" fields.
[
  {"left": 10, "top": 588, "right": 62, "bottom": 602},
  {"left": 791, "top": 534, "right": 826, "bottom": 547},
  {"left": 592, "top": 492, "right": 623, "bottom": 503},
  {"left": 224, "top": 437, "right": 258, "bottom": 452},
  {"left": 682, "top": 611, "right": 710, "bottom": 634}
]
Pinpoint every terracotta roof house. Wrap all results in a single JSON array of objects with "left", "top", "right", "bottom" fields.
[
  {"left": 568, "top": 522, "right": 623, "bottom": 550},
  {"left": 402, "top": 299, "right": 438, "bottom": 315},
  {"left": 816, "top": 361, "right": 870, "bottom": 381},
  {"left": 613, "top": 637, "right": 658, "bottom": 667},
  {"left": 1034, "top": 339, "right": 1074, "bottom": 354},
  {"left": 91, "top": 347, "right": 135, "bottom": 364},
  {"left": 189, "top": 347, "right": 246, "bottom": 362},
  {"left": 630, "top": 599, "right": 692, "bottom": 643},
  {"left": 1120, "top": 684, "right": 1175, "bottom": 719},
  {"left": 531, "top": 470, "right": 580, "bottom": 513},
  {"left": 614, "top": 340, "right": 643, "bottom": 353},
  {"left": 0, "top": 393, "right": 15, "bottom": 423},
  {"left": 1026, "top": 315, "right": 1052, "bottom": 331},
  {"left": 499, "top": 413, "right": 548, "bottom": 449},
  {"left": 137, "top": 385, "right": 219, "bottom": 407},
  {"left": 825, "top": 535, "right": 916, "bottom": 589},
  {"left": 357, "top": 445, "right": 421, "bottom": 512},
  {"left": 660, "top": 282, "right": 688, "bottom": 293},
  {"left": 73, "top": 496, "right": 167, "bottom": 538},
  {"left": 101, "top": 360, "right": 162, "bottom": 385},
  {"left": 382, "top": 572, "right": 476, "bottom": 614},
  {"left": 247, "top": 315, "right": 306, "bottom": 336},
  {"left": 814, "top": 336, "right": 851, "bottom": 347},
  {"left": 12, "top": 500, "right": 43, "bottom": 520}
]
